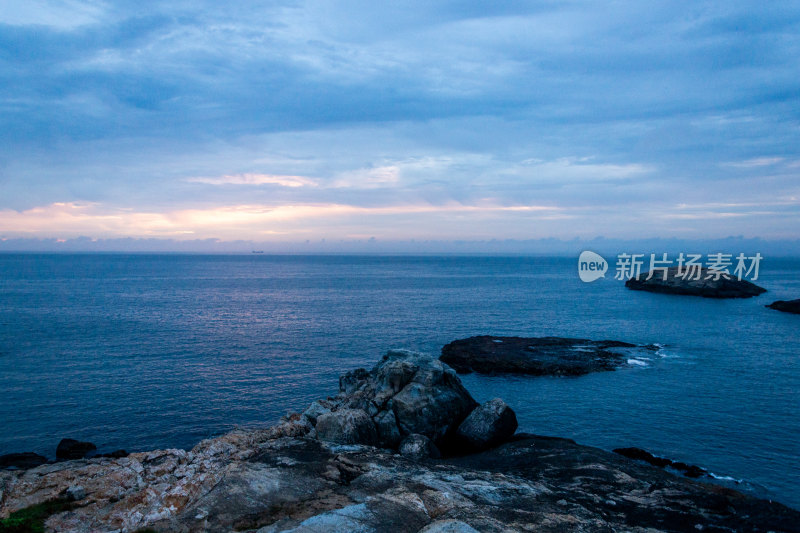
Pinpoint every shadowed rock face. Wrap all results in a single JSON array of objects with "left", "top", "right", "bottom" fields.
[
  {"left": 625, "top": 266, "right": 766, "bottom": 298},
  {"left": 767, "top": 299, "right": 800, "bottom": 314},
  {"left": 440, "top": 336, "right": 656, "bottom": 376},
  {"left": 455, "top": 399, "right": 517, "bottom": 452}
]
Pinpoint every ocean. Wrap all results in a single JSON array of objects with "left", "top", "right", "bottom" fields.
[{"left": 0, "top": 254, "right": 798, "bottom": 508}]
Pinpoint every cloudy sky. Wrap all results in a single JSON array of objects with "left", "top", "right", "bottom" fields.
[{"left": 1, "top": 0, "right": 798, "bottom": 245}]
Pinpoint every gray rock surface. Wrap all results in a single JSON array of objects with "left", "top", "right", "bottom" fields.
[
  {"left": 65, "top": 485, "right": 87, "bottom": 501},
  {"left": 418, "top": 520, "right": 480, "bottom": 533},
  {"left": 625, "top": 266, "right": 766, "bottom": 298},
  {"left": 455, "top": 398, "right": 518, "bottom": 452},
  {"left": 301, "top": 400, "right": 332, "bottom": 424},
  {"left": 315, "top": 409, "right": 377, "bottom": 445},
  {"left": 2, "top": 433, "right": 797, "bottom": 532}
]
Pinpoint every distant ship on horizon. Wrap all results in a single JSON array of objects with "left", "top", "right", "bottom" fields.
[{"left": 251, "top": 250, "right": 264, "bottom": 254}]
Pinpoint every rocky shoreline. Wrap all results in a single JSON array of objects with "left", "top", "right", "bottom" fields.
[{"left": 2, "top": 350, "right": 798, "bottom": 532}]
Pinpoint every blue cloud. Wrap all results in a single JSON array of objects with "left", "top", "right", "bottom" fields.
[{"left": 0, "top": 0, "right": 798, "bottom": 241}]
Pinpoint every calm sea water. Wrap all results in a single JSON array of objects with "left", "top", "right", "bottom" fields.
[{"left": 0, "top": 254, "right": 798, "bottom": 508}]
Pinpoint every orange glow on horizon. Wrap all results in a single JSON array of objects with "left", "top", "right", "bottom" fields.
[{"left": 0, "top": 201, "right": 567, "bottom": 240}]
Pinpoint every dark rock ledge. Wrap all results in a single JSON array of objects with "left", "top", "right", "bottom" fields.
[
  {"left": 766, "top": 299, "right": 800, "bottom": 314},
  {"left": 0, "top": 452, "right": 48, "bottom": 470},
  {"left": 1, "top": 441, "right": 127, "bottom": 472},
  {"left": 441, "top": 335, "right": 659, "bottom": 376},
  {"left": 1, "top": 350, "right": 797, "bottom": 533},
  {"left": 625, "top": 266, "right": 766, "bottom": 298},
  {"left": 614, "top": 447, "right": 708, "bottom": 478}
]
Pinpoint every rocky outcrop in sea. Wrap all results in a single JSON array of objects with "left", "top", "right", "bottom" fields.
[
  {"left": 440, "top": 336, "right": 658, "bottom": 376},
  {"left": 624, "top": 266, "right": 766, "bottom": 298},
  {"left": 766, "top": 299, "right": 800, "bottom": 314},
  {"left": 1, "top": 350, "right": 798, "bottom": 533}
]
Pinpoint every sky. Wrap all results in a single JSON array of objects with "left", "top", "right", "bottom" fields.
[{"left": 0, "top": 0, "right": 799, "bottom": 249}]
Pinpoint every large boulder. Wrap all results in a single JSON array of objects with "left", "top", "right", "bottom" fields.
[
  {"left": 625, "top": 266, "right": 766, "bottom": 298},
  {"left": 391, "top": 381, "right": 476, "bottom": 444},
  {"left": 398, "top": 433, "right": 441, "bottom": 460},
  {"left": 309, "top": 350, "right": 478, "bottom": 452},
  {"left": 455, "top": 398, "right": 518, "bottom": 452},
  {"left": 56, "top": 439, "right": 96, "bottom": 460},
  {"left": 766, "top": 299, "right": 800, "bottom": 314},
  {"left": 315, "top": 409, "right": 377, "bottom": 445}
]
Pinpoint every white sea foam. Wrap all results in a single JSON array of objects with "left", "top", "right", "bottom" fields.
[
  {"left": 652, "top": 344, "right": 672, "bottom": 358},
  {"left": 709, "top": 472, "right": 742, "bottom": 484},
  {"left": 627, "top": 358, "right": 648, "bottom": 366}
]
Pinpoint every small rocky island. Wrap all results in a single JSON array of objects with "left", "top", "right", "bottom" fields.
[
  {"left": 766, "top": 299, "right": 800, "bottom": 314},
  {"left": 625, "top": 267, "right": 766, "bottom": 298},
  {"left": 441, "top": 336, "right": 658, "bottom": 376},
  {"left": 2, "top": 350, "right": 798, "bottom": 532}
]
